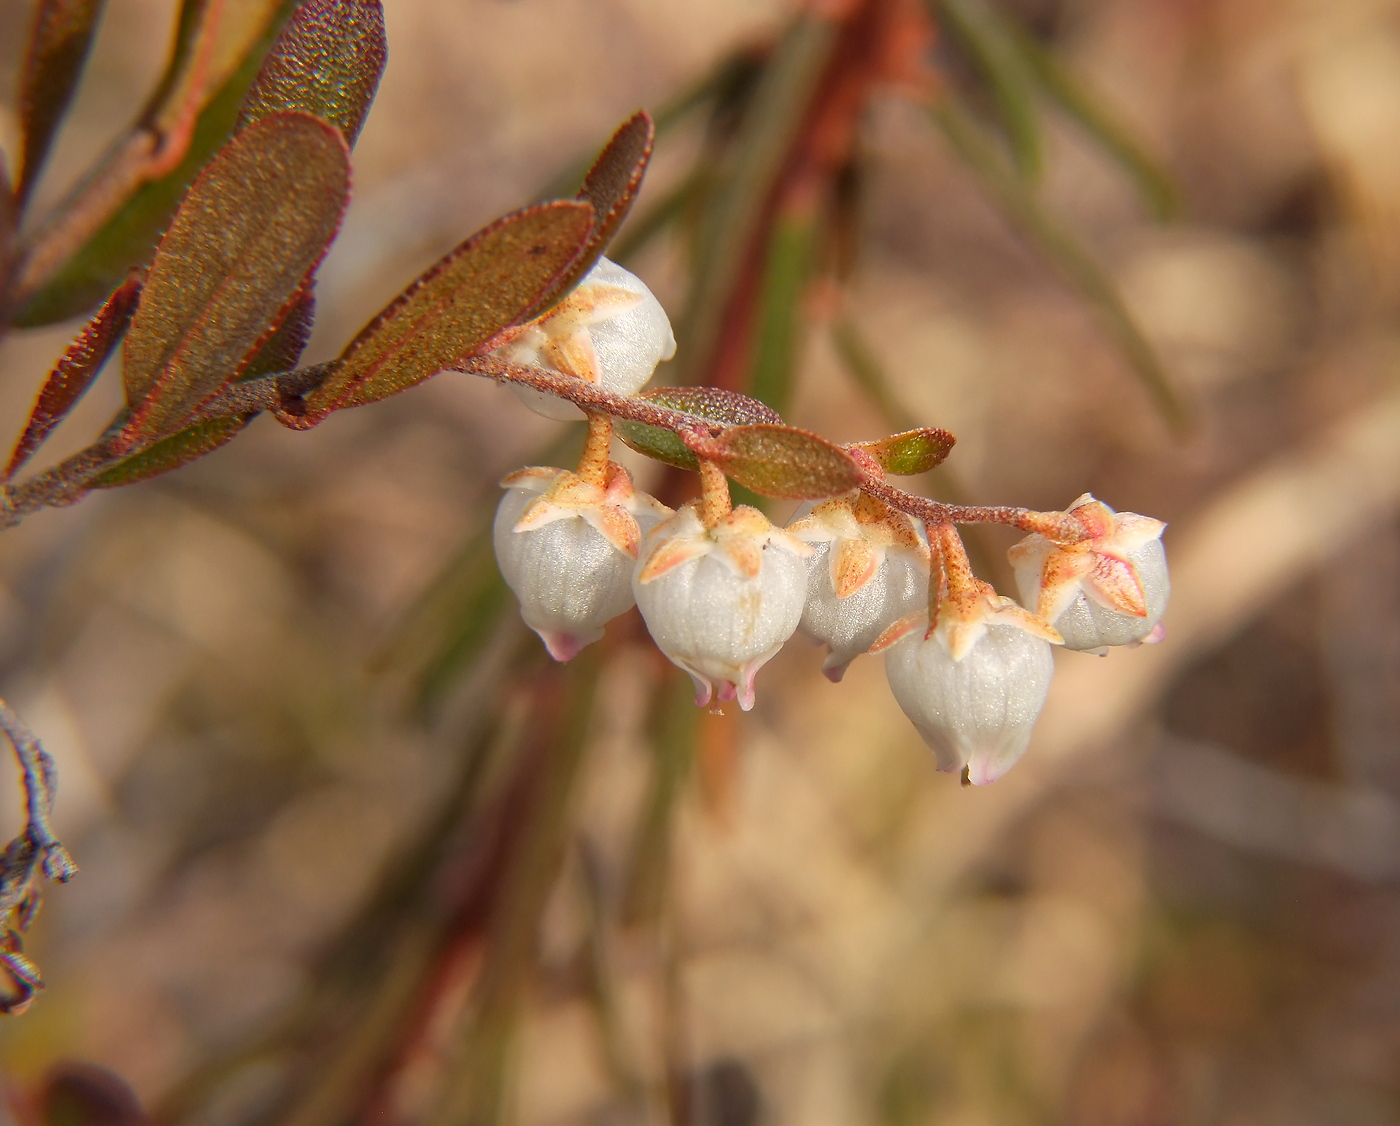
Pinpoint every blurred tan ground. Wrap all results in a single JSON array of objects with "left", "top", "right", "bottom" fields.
[{"left": 2, "top": 0, "right": 1400, "bottom": 1123}]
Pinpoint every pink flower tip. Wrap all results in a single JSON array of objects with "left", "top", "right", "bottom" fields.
[{"left": 537, "top": 629, "right": 590, "bottom": 662}]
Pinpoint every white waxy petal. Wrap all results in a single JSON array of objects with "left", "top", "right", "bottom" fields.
[
  {"left": 800, "top": 543, "right": 928, "bottom": 681},
  {"left": 509, "top": 258, "right": 675, "bottom": 421},
  {"left": 885, "top": 623, "right": 1054, "bottom": 785},
  {"left": 494, "top": 485, "right": 665, "bottom": 660}
]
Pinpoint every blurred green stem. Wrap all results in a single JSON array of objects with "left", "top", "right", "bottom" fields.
[
  {"left": 428, "top": 654, "right": 602, "bottom": 1126},
  {"left": 928, "top": 96, "right": 1190, "bottom": 434}
]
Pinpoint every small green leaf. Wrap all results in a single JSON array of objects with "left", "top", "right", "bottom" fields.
[
  {"left": 297, "top": 200, "right": 596, "bottom": 426},
  {"left": 709, "top": 423, "right": 862, "bottom": 499},
  {"left": 118, "top": 112, "right": 349, "bottom": 447},
  {"left": 853, "top": 428, "right": 956, "bottom": 476},
  {"left": 5, "top": 271, "right": 142, "bottom": 481},
  {"left": 16, "top": 0, "right": 107, "bottom": 205},
  {"left": 523, "top": 111, "right": 654, "bottom": 321},
  {"left": 237, "top": 0, "right": 386, "bottom": 146},
  {"left": 616, "top": 386, "right": 782, "bottom": 471}
]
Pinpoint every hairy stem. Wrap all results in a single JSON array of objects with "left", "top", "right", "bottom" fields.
[
  {"left": 698, "top": 459, "right": 732, "bottom": 529},
  {"left": 460, "top": 356, "right": 1093, "bottom": 543},
  {"left": 577, "top": 412, "right": 614, "bottom": 489}
]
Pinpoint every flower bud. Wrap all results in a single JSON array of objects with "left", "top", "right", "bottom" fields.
[
  {"left": 787, "top": 492, "right": 930, "bottom": 681},
  {"left": 1008, "top": 494, "right": 1169, "bottom": 653},
  {"left": 494, "top": 464, "right": 670, "bottom": 661},
  {"left": 633, "top": 504, "right": 811, "bottom": 710},
  {"left": 499, "top": 258, "right": 676, "bottom": 421},
  {"left": 883, "top": 618, "right": 1055, "bottom": 785}
]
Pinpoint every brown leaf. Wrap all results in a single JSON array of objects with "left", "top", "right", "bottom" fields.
[
  {"left": 237, "top": 0, "right": 387, "bottom": 145},
  {"left": 4, "top": 271, "right": 142, "bottom": 481},
  {"left": 117, "top": 112, "right": 349, "bottom": 449},
  {"left": 522, "top": 111, "right": 654, "bottom": 321},
  {"left": 853, "top": 427, "right": 956, "bottom": 476},
  {"left": 89, "top": 418, "right": 249, "bottom": 489},
  {"left": 294, "top": 200, "right": 596, "bottom": 427},
  {"left": 16, "top": 0, "right": 106, "bottom": 205},
  {"left": 90, "top": 286, "right": 317, "bottom": 489},
  {"left": 709, "top": 423, "right": 863, "bottom": 499}
]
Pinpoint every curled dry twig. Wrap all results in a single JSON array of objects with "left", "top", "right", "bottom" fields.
[{"left": 0, "top": 699, "right": 76, "bottom": 1014}]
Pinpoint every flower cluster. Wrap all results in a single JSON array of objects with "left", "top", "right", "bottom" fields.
[{"left": 488, "top": 259, "right": 1170, "bottom": 783}]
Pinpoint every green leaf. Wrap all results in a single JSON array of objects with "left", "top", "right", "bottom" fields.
[
  {"left": 15, "top": 0, "right": 107, "bottom": 206},
  {"left": 709, "top": 423, "right": 862, "bottom": 499},
  {"left": 616, "top": 386, "right": 781, "bottom": 471},
  {"left": 5, "top": 271, "right": 142, "bottom": 481},
  {"left": 13, "top": 6, "right": 295, "bottom": 327},
  {"left": 236, "top": 0, "right": 386, "bottom": 145},
  {"left": 522, "top": 111, "right": 654, "bottom": 321},
  {"left": 852, "top": 428, "right": 956, "bottom": 476},
  {"left": 297, "top": 200, "right": 596, "bottom": 426},
  {"left": 118, "top": 112, "right": 349, "bottom": 447},
  {"left": 88, "top": 286, "right": 316, "bottom": 489}
]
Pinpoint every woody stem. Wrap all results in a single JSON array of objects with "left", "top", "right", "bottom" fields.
[
  {"left": 577, "top": 412, "right": 614, "bottom": 488},
  {"left": 698, "top": 460, "right": 731, "bottom": 529}
]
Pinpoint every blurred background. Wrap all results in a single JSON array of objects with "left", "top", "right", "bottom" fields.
[{"left": 2, "top": 0, "right": 1400, "bottom": 1123}]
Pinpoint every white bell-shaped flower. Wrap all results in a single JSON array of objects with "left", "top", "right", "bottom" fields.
[
  {"left": 883, "top": 618, "right": 1056, "bottom": 785},
  {"left": 498, "top": 257, "right": 676, "bottom": 421},
  {"left": 1008, "top": 493, "right": 1169, "bottom": 653},
  {"left": 633, "top": 503, "right": 811, "bottom": 710},
  {"left": 873, "top": 522, "right": 1062, "bottom": 785},
  {"left": 787, "top": 492, "right": 930, "bottom": 681},
  {"left": 494, "top": 464, "right": 671, "bottom": 661}
]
